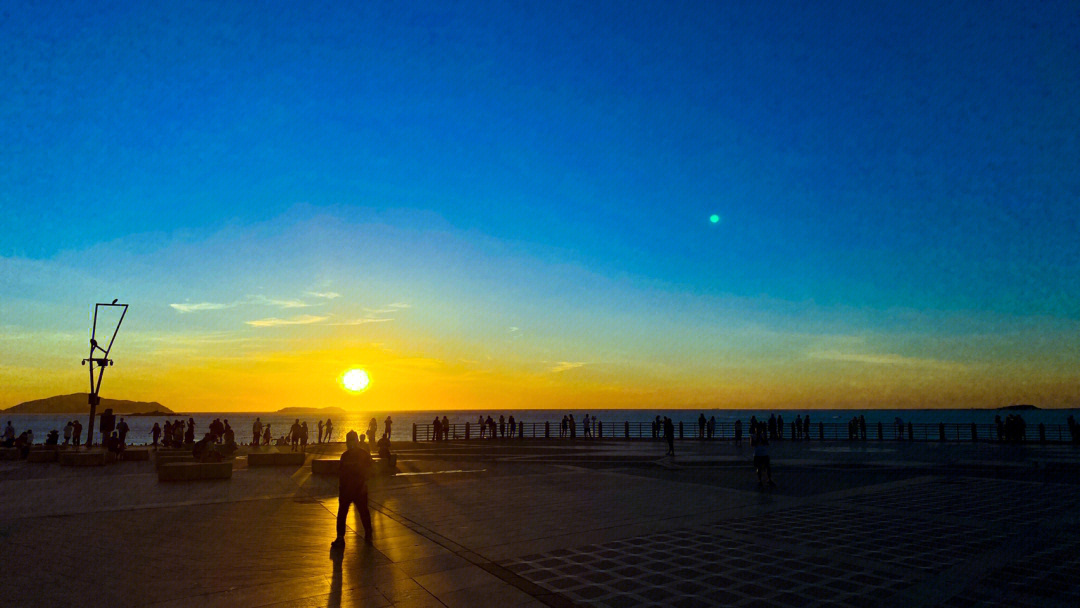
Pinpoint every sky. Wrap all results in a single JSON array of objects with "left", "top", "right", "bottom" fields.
[{"left": 2, "top": 0, "right": 1079, "bottom": 412}]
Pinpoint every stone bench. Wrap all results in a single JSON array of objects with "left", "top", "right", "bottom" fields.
[
  {"left": 155, "top": 454, "right": 198, "bottom": 468},
  {"left": 248, "top": 452, "right": 306, "bottom": 467},
  {"left": 311, "top": 458, "right": 340, "bottom": 475},
  {"left": 157, "top": 461, "right": 233, "bottom": 482},
  {"left": 27, "top": 448, "right": 59, "bottom": 463},
  {"left": 121, "top": 449, "right": 151, "bottom": 461},
  {"left": 312, "top": 457, "right": 395, "bottom": 476},
  {"left": 59, "top": 451, "right": 106, "bottom": 467}
]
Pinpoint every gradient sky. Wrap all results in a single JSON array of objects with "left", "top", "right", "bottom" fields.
[{"left": 2, "top": 0, "right": 1078, "bottom": 411}]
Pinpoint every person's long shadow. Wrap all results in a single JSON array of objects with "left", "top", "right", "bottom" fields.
[{"left": 328, "top": 546, "right": 344, "bottom": 608}]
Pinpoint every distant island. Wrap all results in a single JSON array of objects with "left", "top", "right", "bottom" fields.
[
  {"left": 276, "top": 406, "right": 347, "bottom": 415},
  {"left": 1000, "top": 404, "right": 1040, "bottom": 411},
  {"left": 1, "top": 393, "right": 174, "bottom": 415}
]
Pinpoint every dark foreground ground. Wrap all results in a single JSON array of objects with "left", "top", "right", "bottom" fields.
[{"left": 2, "top": 438, "right": 1078, "bottom": 607}]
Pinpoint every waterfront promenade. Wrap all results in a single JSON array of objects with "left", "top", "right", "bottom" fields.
[{"left": 2, "top": 438, "right": 1078, "bottom": 607}]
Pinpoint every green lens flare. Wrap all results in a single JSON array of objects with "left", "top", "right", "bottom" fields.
[{"left": 709, "top": 214, "right": 720, "bottom": 223}]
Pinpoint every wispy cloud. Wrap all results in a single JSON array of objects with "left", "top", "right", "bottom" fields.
[
  {"left": 363, "top": 302, "right": 412, "bottom": 314},
  {"left": 332, "top": 318, "right": 394, "bottom": 326},
  {"left": 508, "top": 327, "right": 519, "bottom": 332},
  {"left": 249, "top": 295, "right": 310, "bottom": 308},
  {"left": 246, "top": 315, "right": 328, "bottom": 328},
  {"left": 169, "top": 301, "right": 238, "bottom": 313},
  {"left": 549, "top": 361, "right": 586, "bottom": 373},
  {"left": 807, "top": 350, "right": 970, "bottom": 372},
  {"left": 306, "top": 291, "right": 341, "bottom": 299}
]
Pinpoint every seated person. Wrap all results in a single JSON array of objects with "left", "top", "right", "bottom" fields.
[
  {"left": 107, "top": 431, "right": 123, "bottom": 455},
  {"left": 46, "top": 430, "right": 60, "bottom": 446},
  {"left": 376, "top": 433, "right": 397, "bottom": 470},
  {"left": 192, "top": 432, "right": 216, "bottom": 461},
  {"left": 14, "top": 431, "right": 30, "bottom": 458}
]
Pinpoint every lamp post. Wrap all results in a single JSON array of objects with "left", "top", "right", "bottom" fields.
[{"left": 81, "top": 300, "right": 127, "bottom": 448}]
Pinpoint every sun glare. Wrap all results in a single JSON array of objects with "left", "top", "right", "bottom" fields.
[{"left": 341, "top": 368, "right": 370, "bottom": 392}]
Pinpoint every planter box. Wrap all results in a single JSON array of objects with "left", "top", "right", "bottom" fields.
[
  {"left": 311, "top": 458, "right": 340, "bottom": 475},
  {"left": 157, "top": 461, "right": 233, "bottom": 481},
  {"left": 248, "top": 452, "right": 307, "bottom": 467},
  {"left": 27, "top": 448, "right": 58, "bottom": 463},
  {"left": 59, "top": 451, "right": 106, "bottom": 467}
]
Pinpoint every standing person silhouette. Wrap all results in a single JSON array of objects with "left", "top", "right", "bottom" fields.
[
  {"left": 332, "top": 431, "right": 373, "bottom": 549},
  {"left": 664, "top": 417, "right": 675, "bottom": 456},
  {"left": 325, "top": 418, "right": 333, "bottom": 443}
]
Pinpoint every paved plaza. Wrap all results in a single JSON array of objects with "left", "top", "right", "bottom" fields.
[{"left": 2, "top": 438, "right": 1078, "bottom": 607}]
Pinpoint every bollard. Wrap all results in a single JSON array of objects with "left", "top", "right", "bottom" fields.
[
  {"left": 971, "top": 423, "right": 977, "bottom": 442},
  {"left": 819, "top": 422, "right": 824, "bottom": 441},
  {"left": 412, "top": 424, "right": 417, "bottom": 443},
  {"left": 939, "top": 423, "right": 946, "bottom": 442},
  {"left": 465, "top": 422, "right": 470, "bottom": 440},
  {"left": 545, "top": 421, "right": 550, "bottom": 439},
  {"left": 678, "top": 422, "right": 684, "bottom": 440},
  {"left": 625, "top": 421, "right": 630, "bottom": 439},
  {"left": 877, "top": 422, "right": 883, "bottom": 441}
]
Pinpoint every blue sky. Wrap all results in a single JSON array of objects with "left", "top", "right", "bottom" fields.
[{"left": 2, "top": 1, "right": 1078, "bottom": 410}]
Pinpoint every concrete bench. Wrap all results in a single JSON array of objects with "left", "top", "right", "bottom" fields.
[
  {"left": 59, "top": 451, "right": 106, "bottom": 467},
  {"left": 155, "top": 453, "right": 198, "bottom": 468},
  {"left": 27, "top": 448, "right": 59, "bottom": 463},
  {"left": 248, "top": 452, "right": 306, "bottom": 467},
  {"left": 312, "top": 457, "right": 395, "bottom": 476},
  {"left": 157, "top": 461, "right": 233, "bottom": 482},
  {"left": 311, "top": 458, "right": 339, "bottom": 475},
  {"left": 121, "top": 449, "right": 151, "bottom": 461}
]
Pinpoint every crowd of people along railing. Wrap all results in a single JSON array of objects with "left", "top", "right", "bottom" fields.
[{"left": 410, "top": 419, "right": 1078, "bottom": 444}]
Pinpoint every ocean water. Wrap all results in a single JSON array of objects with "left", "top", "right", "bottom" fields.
[{"left": 4, "top": 408, "right": 1077, "bottom": 446}]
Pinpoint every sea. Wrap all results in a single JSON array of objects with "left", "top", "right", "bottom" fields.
[{"left": 4, "top": 408, "right": 1077, "bottom": 446}]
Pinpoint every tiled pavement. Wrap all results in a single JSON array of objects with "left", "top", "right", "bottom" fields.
[{"left": 2, "top": 440, "right": 1079, "bottom": 607}]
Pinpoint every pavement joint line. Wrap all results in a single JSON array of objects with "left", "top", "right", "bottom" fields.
[{"left": 366, "top": 498, "right": 584, "bottom": 608}]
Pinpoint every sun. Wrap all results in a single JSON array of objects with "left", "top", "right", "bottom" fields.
[{"left": 341, "top": 368, "right": 370, "bottom": 392}]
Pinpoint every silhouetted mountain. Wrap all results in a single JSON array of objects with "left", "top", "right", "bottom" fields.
[
  {"left": 2, "top": 393, "right": 173, "bottom": 414},
  {"left": 1001, "top": 404, "right": 1039, "bottom": 410}
]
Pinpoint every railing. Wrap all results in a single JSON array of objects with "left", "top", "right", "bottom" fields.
[{"left": 411, "top": 420, "right": 1078, "bottom": 444}]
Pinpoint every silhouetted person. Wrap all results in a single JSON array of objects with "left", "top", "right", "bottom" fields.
[
  {"left": 185, "top": 419, "right": 195, "bottom": 445},
  {"left": 432, "top": 417, "right": 441, "bottom": 442},
  {"left": 508, "top": 415, "right": 516, "bottom": 438},
  {"left": 63, "top": 421, "right": 73, "bottom": 445},
  {"left": 367, "top": 418, "right": 378, "bottom": 445},
  {"left": 107, "top": 430, "right": 123, "bottom": 456},
  {"left": 46, "top": 429, "right": 59, "bottom": 446},
  {"left": 384, "top": 415, "right": 393, "bottom": 439},
  {"left": 3, "top": 421, "right": 15, "bottom": 447},
  {"left": 859, "top": 415, "right": 867, "bottom": 440},
  {"left": 698, "top": 413, "right": 706, "bottom": 439},
  {"left": 332, "top": 431, "right": 373, "bottom": 549},
  {"left": 499, "top": 415, "right": 506, "bottom": 438},
  {"left": 325, "top": 418, "right": 333, "bottom": 442},
  {"left": 664, "top": 417, "right": 675, "bottom": 456},
  {"left": 290, "top": 419, "right": 301, "bottom": 451},
  {"left": 803, "top": 415, "right": 810, "bottom": 440},
  {"left": 441, "top": 415, "right": 449, "bottom": 440},
  {"left": 776, "top": 414, "right": 784, "bottom": 440},
  {"left": 300, "top": 421, "right": 309, "bottom": 452},
  {"left": 263, "top": 424, "right": 272, "bottom": 446},
  {"left": 253, "top": 417, "right": 262, "bottom": 446},
  {"left": 752, "top": 430, "right": 775, "bottom": 488},
  {"left": 73, "top": 419, "right": 82, "bottom": 447},
  {"left": 569, "top": 414, "right": 576, "bottom": 439},
  {"left": 318, "top": 419, "right": 324, "bottom": 444},
  {"left": 377, "top": 432, "right": 396, "bottom": 470},
  {"left": 151, "top": 422, "right": 161, "bottom": 447},
  {"left": 734, "top": 419, "right": 742, "bottom": 445}
]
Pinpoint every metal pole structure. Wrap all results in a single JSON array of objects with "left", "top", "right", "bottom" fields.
[{"left": 82, "top": 301, "right": 128, "bottom": 448}]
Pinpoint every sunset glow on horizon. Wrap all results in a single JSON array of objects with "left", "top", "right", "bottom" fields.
[{"left": 2, "top": 1, "right": 1078, "bottom": 412}]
